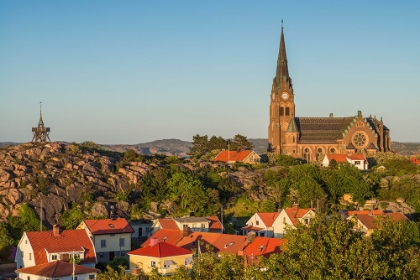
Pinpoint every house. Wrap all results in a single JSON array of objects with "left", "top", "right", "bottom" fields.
[
  {"left": 129, "top": 219, "right": 153, "bottom": 242},
  {"left": 322, "top": 153, "right": 368, "bottom": 170},
  {"left": 411, "top": 156, "right": 420, "bottom": 166},
  {"left": 242, "top": 212, "right": 280, "bottom": 237},
  {"left": 213, "top": 150, "right": 261, "bottom": 164},
  {"left": 272, "top": 204, "right": 316, "bottom": 238},
  {"left": 150, "top": 216, "right": 223, "bottom": 235},
  {"left": 15, "top": 225, "right": 96, "bottom": 269},
  {"left": 77, "top": 218, "right": 134, "bottom": 263},
  {"left": 341, "top": 210, "right": 408, "bottom": 236},
  {"left": 15, "top": 260, "right": 100, "bottom": 280},
  {"left": 242, "top": 235, "right": 286, "bottom": 266},
  {"left": 128, "top": 240, "right": 193, "bottom": 276}
]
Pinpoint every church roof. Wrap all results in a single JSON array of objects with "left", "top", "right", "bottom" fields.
[
  {"left": 286, "top": 118, "right": 298, "bottom": 132},
  {"left": 295, "top": 117, "right": 355, "bottom": 143}
]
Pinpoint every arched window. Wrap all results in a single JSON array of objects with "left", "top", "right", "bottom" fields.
[
  {"left": 292, "top": 136, "right": 295, "bottom": 143},
  {"left": 316, "top": 147, "right": 324, "bottom": 161},
  {"left": 286, "top": 107, "right": 290, "bottom": 116},
  {"left": 330, "top": 147, "right": 336, "bottom": 154},
  {"left": 280, "top": 107, "right": 284, "bottom": 116},
  {"left": 303, "top": 147, "right": 311, "bottom": 162}
]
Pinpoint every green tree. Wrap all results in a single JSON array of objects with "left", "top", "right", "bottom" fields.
[
  {"left": 230, "top": 134, "right": 253, "bottom": 151},
  {"left": 277, "top": 154, "right": 300, "bottom": 166},
  {"left": 97, "top": 265, "right": 144, "bottom": 280},
  {"left": 61, "top": 205, "right": 85, "bottom": 229},
  {"left": 9, "top": 203, "right": 42, "bottom": 239},
  {"left": 0, "top": 223, "right": 14, "bottom": 261},
  {"left": 208, "top": 135, "right": 227, "bottom": 150},
  {"left": 189, "top": 134, "right": 210, "bottom": 159}
]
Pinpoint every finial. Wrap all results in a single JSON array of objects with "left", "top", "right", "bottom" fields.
[
  {"left": 281, "top": 19, "right": 284, "bottom": 31},
  {"left": 40, "top": 102, "right": 42, "bottom": 115}
]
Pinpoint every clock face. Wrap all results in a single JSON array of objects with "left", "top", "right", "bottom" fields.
[{"left": 281, "top": 92, "right": 289, "bottom": 99}]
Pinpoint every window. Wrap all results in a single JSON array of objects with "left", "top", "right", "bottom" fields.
[
  {"left": 29, "top": 253, "right": 31, "bottom": 260},
  {"left": 330, "top": 147, "right": 336, "bottom": 154},
  {"left": 286, "top": 107, "right": 290, "bottom": 116},
  {"left": 354, "top": 161, "right": 361, "bottom": 165},
  {"left": 151, "top": 261, "right": 156, "bottom": 268},
  {"left": 89, "top": 275, "right": 95, "bottom": 279},
  {"left": 303, "top": 147, "right": 311, "bottom": 163},
  {"left": 27, "top": 277, "right": 30, "bottom": 280},
  {"left": 119, "top": 238, "right": 125, "bottom": 247},
  {"left": 21, "top": 251, "right": 24, "bottom": 258},
  {"left": 110, "top": 233, "right": 115, "bottom": 236},
  {"left": 120, "top": 251, "right": 125, "bottom": 256},
  {"left": 101, "top": 239, "right": 106, "bottom": 248},
  {"left": 99, "top": 252, "right": 104, "bottom": 258},
  {"left": 283, "top": 217, "right": 286, "bottom": 223},
  {"left": 51, "top": 255, "right": 57, "bottom": 260},
  {"left": 256, "top": 220, "right": 259, "bottom": 226},
  {"left": 280, "top": 107, "right": 284, "bottom": 116},
  {"left": 304, "top": 218, "right": 310, "bottom": 225},
  {"left": 201, "top": 223, "right": 206, "bottom": 228}
]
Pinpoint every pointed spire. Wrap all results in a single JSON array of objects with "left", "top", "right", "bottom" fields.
[
  {"left": 286, "top": 118, "right": 298, "bottom": 132},
  {"left": 38, "top": 102, "right": 44, "bottom": 127},
  {"left": 274, "top": 20, "right": 291, "bottom": 89}
]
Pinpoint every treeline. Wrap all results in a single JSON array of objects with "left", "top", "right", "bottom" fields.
[{"left": 189, "top": 134, "right": 253, "bottom": 159}]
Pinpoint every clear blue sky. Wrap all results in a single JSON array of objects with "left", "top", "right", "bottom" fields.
[{"left": 1, "top": 1, "right": 419, "bottom": 144}]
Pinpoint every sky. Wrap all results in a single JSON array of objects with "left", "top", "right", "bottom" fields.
[{"left": 1, "top": 1, "right": 419, "bottom": 144}]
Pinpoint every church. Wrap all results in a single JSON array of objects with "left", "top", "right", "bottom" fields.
[{"left": 268, "top": 26, "right": 392, "bottom": 162}]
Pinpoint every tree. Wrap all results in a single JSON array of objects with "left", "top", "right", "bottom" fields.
[
  {"left": 189, "top": 134, "right": 209, "bottom": 159},
  {"left": 97, "top": 265, "right": 145, "bottom": 280},
  {"left": 0, "top": 223, "right": 14, "bottom": 261},
  {"left": 277, "top": 154, "right": 300, "bottom": 166},
  {"left": 208, "top": 136, "right": 227, "bottom": 150},
  {"left": 230, "top": 134, "right": 253, "bottom": 151},
  {"left": 9, "top": 203, "right": 42, "bottom": 239},
  {"left": 62, "top": 205, "right": 85, "bottom": 229}
]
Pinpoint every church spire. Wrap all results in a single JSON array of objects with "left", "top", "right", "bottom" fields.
[
  {"left": 38, "top": 102, "right": 44, "bottom": 127},
  {"left": 274, "top": 20, "right": 290, "bottom": 89}
]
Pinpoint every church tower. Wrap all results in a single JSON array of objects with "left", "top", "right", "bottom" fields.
[{"left": 268, "top": 23, "right": 295, "bottom": 154}]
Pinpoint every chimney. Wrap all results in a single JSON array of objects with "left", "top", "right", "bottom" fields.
[
  {"left": 247, "top": 231, "right": 256, "bottom": 243},
  {"left": 53, "top": 224, "right": 60, "bottom": 237},
  {"left": 329, "top": 113, "right": 333, "bottom": 118},
  {"left": 183, "top": 225, "right": 192, "bottom": 237},
  {"left": 150, "top": 237, "right": 159, "bottom": 247},
  {"left": 292, "top": 203, "right": 299, "bottom": 209}
]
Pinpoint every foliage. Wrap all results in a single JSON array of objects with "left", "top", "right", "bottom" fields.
[
  {"left": 230, "top": 134, "right": 253, "bottom": 151},
  {"left": 80, "top": 141, "right": 99, "bottom": 150},
  {"left": 8, "top": 203, "right": 43, "bottom": 240},
  {"left": 381, "top": 158, "right": 419, "bottom": 176},
  {"left": 97, "top": 265, "right": 144, "bottom": 280},
  {"left": 262, "top": 213, "right": 420, "bottom": 279},
  {"left": 0, "top": 223, "right": 14, "bottom": 261},
  {"left": 378, "top": 176, "right": 420, "bottom": 212},
  {"left": 277, "top": 154, "right": 300, "bottom": 166},
  {"left": 32, "top": 175, "right": 50, "bottom": 195},
  {"left": 61, "top": 205, "right": 85, "bottom": 229}
]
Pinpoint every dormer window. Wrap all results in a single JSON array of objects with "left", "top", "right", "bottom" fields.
[
  {"left": 108, "top": 224, "right": 114, "bottom": 228},
  {"left": 256, "top": 221, "right": 259, "bottom": 226}
]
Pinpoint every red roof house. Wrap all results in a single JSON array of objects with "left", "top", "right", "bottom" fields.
[
  {"left": 213, "top": 150, "right": 261, "bottom": 164},
  {"left": 15, "top": 261, "right": 100, "bottom": 280},
  {"left": 272, "top": 204, "right": 316, "bottom": 237},
  {"left": 15, "top": 225, "right": 96, "bottom": 269},
  {"left": 322, "top": 153, "right": 368, "bottom": 170},
  {"left": 242, "top": 212, "right": 280, "bottom": 237}
]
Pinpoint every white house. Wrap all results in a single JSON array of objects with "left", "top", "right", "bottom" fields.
[
  {"left": 322, "top": 153, "right": 368, "bottom": 170},
  {"left": 77, "top": 218, "right": 134, "bottom": 263},
  {"left": 272, "top": 204, "right": 316, "bottom": 238},
  {"left": 15, "top": 225, "right": 96, "bottom": 269},
  {"left": 15, "top": 261, "right": 100, "bottom": 280},
  {"left": 242, "top": 212, "right": 280, "bottom": 237}
]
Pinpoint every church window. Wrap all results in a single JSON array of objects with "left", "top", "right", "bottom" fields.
[
  {"left": 303, "top": 148, "right": 311, "bottom": 162},
  {"left": 292, "top": 149, "right": 296, "bottom": 154},
  {"left": 352, "top": 132, "right": 367, "bottom": 148},
  {"left": 280, "top": 107, "right": 284, "bottom": 116},
  {"left": 292, "top": 136, "right": 295, "bottom": 143},
  {"left": 316, "top": 148, "right": 324, "bottom": 161},
  {"left": 329, "top": 148, "right": 336, "bottom": 154},
  {"left": 286, "top": 107, "right": 290, "bottom": 116}
]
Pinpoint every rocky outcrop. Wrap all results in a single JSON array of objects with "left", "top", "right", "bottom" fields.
[{"left": 0, "top": 142, "right": 152, "bottom": 227}]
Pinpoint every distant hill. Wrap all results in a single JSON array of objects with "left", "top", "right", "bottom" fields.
[{"left": 2, "top": 139, "right": 419, "bottom": 157}]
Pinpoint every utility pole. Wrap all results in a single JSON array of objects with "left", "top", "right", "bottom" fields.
[{"left": 40, "top": 199, "right": 43, "bottom": 231}]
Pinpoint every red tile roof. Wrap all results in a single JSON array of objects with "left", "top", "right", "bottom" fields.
[
  {"left": 284, "top": 207, "right": 315, "bottom": 226},
  {"left": 128, "top": 242, "right": 191, "bottom": 258},
  {"left": 241, "top": 225, "right": 265, "bottom": 232},
  {"left": 244, "top": 237, "right": 286, "bottom": 263},
  {"left": 143, "top": 229, "right": 184, "bottom": 247},
  {"left": 15, "top": 261, "right": 99, "bottom": 277},
  {"left": 411, "top": 156, "right": 420, "bottom": 165},
  {"left": 346, "top": 210, "right": 383, "bottom": 217},
  {"left": 213, "top": 150, "right": 255, "bottom": 163},
  {"left": 83, "top": 218, "right": 134, "bottom": 235},
  {"left": 206, "top": 216, "right": 223, "bottom": 232},
  {"left": 326, "top": 153, "right": 366, "bottom": 163},
  {"left": 176, "top": 232, "right": 250, "bottom": 255},
  {"left": 257, "top": 212, "right": 280, "bottom": 227},
  {"left": 356, "top": 212, "right": 408, "bottom": 230},
  {"left": 26, "top": 229, "right": 96, "bottom": 265},
  {"left": 157, "top": 218, "right": 180, "bottom": 230}
]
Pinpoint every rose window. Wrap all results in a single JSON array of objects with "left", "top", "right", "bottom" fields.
[{"left": 353, "top": 132, "right": 367, "bottom": 147}]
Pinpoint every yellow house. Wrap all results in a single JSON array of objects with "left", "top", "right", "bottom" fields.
[{"left": 128, "top": 239, "right": 193, "bottom": 276}]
